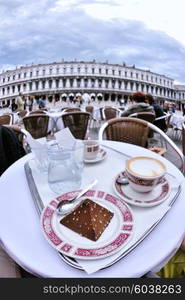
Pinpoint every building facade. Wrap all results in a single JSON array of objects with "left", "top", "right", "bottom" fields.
[{"left": 0, "top": 60, "right": 184, "bottom": 106}]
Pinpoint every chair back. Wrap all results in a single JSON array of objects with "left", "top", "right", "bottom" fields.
[
  {"left": 63, "top": 108, "right": 81, "bottom": 113},
  {"left": 85, "top": 106, "right": 94, "bottom": 114},
  {"left": 29, "top": 109, "right": 46, "bottom": 115},
  {"left": 103, "top": 107, "right": 121, "bottom": 120},
  {"left": 17, "top": 110, "right": 28, "bottom": 118},
  {"left": 130, "top": 112, "right": 155, "bottom": 123},
  {"left": 22, "top": 114, "right": 49, "bottom": 139},
  {"left": 62, "top": 112, "right": 90, "bottom": 139},
  {"left": 0, "top": 114, "right": 12, "bottom": 125},
  {"left": 98, "top": 117, "right": 149, "bottom": 147}
]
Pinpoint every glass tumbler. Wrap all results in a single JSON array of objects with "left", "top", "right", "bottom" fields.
[{"left": 48, "top": 144, "right": 84, "bottom": 195}]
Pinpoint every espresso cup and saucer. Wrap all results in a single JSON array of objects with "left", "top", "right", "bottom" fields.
[
  {"left": 83, "top": 140, "right": 107, "bottom": 163},
  {"left": 125, "top": 156, "right": 166, "bottom": 193}
]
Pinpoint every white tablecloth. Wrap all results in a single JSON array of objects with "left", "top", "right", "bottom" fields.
[{"left": 0, "top": 141, "right": 184, "bottom": 278}]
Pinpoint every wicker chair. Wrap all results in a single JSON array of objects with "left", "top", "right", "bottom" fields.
[
  {"left": 130, "top": 112, "right": 156, "bottom": 123},
  {"left": 98, "top": 117, "right": 149, "bottom": 147},
  {"left": 22, "top": 114, "right": 49, "bottom": 139},
  {"left": 99, "top": 117, "right": 184, "bottom": 173},
  {"left": 29, "top": 109, "right": 46, "bottom": 115},
  {"left": 17, "top": 110, "right": 28, "bottom": 118},
  {"left": 103, "top": 107, "right": 122, "bottom": 120},
  {"left": 62, "top": 108, "right": 81, "bottom": 113},
  {"left": 0, "top": 114, "right": 13, "bottom": 125},
  {"left": 85, "top": 105, "right": 94, "bottom": 114},
  {"left": 62, "top": 112, "right": 90, "bottom": 139}
]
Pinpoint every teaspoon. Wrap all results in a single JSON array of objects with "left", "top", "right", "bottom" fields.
[
  {"left": 116, "top": 176, "right": 129, "bottom": 185},
  {"left": 56, "top": 179, "right": 98, "bottom": 216}
]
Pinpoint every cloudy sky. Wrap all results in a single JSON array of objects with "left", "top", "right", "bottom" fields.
[{"left": 0, "top": 0, "right": 185, "bottom": 83}]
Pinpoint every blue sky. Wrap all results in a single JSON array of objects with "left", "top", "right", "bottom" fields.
[{"left": 0, "top": 0, "right": 185, "bottom": 83}]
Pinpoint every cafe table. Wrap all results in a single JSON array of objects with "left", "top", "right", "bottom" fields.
[{"left": 0, "top": 141, "right": 185, "bottom": 278}]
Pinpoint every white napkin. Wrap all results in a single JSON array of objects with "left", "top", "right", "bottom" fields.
[
  {"left": 54, "top": 127, "right": 76, "bottom": 149},
  {"left": 22, "top": 129, "right": 47, "bottom": 151}
]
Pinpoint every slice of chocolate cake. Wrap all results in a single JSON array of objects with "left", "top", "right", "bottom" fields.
[{"left": 60, "top": 199, "right": 114, "bottom": 241}]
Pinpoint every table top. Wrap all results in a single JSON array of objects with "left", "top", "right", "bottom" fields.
[{"left": 0, "top": 140, "right": 185, "bottom": 278}]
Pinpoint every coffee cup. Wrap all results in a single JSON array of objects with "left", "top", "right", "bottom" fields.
[
  {"left": 125, "top": 156, "right": 166, "bottom": 193},
  {"left": 84, "top": 140, "right": 100, "bottom": 160}
]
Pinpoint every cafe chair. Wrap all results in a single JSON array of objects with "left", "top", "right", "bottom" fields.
[
  {"left": 130, "top": 111, "right": 156, "bottom": 138},
  {"left": 62, "top": 112, "right": 90, "bottom": 139},
  {"left": 0, "top": 113, "right": 13, "bottom": 125},
  {"left": 22, "top": 114, "right": 49, "bottom": 139},
  {"left": 102, "top": 107, "right": 122, "bottom": 121},
  {"left": 130, "top": 112, "right": 156, "bottom": 124},
  {"left": 29, "top": 109, "right": 47, "bottom": 115},
  {"left": 62, "top": 108, "right": 81, "bottom": 113},
  {"left": 98, "top": 117, "right": 149, "bottom": 147},
  {"left": 17, "top": 109, "right": 28, "bottom": 118},
  {"left": 99, "top": 117, "right": 185, "bottom": 173}
]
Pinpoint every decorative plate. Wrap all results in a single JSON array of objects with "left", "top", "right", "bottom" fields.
[
  {"left": 84, "top": 148, "right": 107, "bottom": 163},
  {"left": 114, "top": 171, "right": 171, "bottom": 207},
  {"left": 40, "top": 189, "right": 134, "bottom": 260}
]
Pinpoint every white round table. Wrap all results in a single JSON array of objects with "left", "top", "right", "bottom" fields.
[{"left": 0, "top": 141, "right": 184, "bottom": 277}]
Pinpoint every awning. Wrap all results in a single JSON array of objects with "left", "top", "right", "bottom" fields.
[
  {"left": 97, "top": 93, "right": 103, "bottom": 97},
  {"left": 69, "top": 93, "right": 74, "bottom": 97},
  {"left": 61, "top": 93, "right": 67, "bottom": 97},
  {"left": 90, "top": 93, "right": 96, "bottom": 97},
  {"left": 76, "top": 93, "right": 81, "bottom": 96}
]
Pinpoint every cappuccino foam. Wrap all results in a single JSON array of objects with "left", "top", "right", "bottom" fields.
[{"left": 127, "top": 157, "right": 165, "bottom": 177}]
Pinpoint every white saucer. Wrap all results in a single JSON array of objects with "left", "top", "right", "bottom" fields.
[
  {"left": 84, "top": 148, "right": 107, "bottom": 163},
  {"left": 113, "top": 171, "right": 171, "bottom": 207}
]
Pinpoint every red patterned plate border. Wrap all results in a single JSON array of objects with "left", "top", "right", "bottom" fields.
[
  {"left": 114, "top": 171, "right": 171, "bottom": 207},
  {"left": 40, "top": 190, "right": 134, "bottom": 260}
]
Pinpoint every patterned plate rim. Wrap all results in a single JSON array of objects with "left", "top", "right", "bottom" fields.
[{"left": 40, "top": 189, "right": 134, "bottom": 260}]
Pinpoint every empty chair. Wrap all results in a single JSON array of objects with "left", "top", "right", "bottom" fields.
[
  {"left": 85, "top": 105, "right": 94, "bottom": 114},
  {"left": 62, "top": 108, "right": 81, "bottom": 113},
  {"left": 0, "top": 114, "right": 13, "bottom": 125},
  {"left": 98, "top": 117, "right": 149, "bottom": 147},
  {"left": 99, "top": 117, "right": 184, "bottom": 173},
  {"left": 62, "top": 112, "right": 90, "bottom": 139},
  {"left": 22, "top": 114, "right": 49, "bottom": 139},
  {"left": 29, "top": 109, "right": 47, "bottom": 115},
  {"left": 103, "top": 107, "right": 121, "bottom": 120},
  {"left": 17, "top": 110, "right": 28, "bottom": 118}
]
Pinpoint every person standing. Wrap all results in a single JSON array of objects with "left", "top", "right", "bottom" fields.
[{"left": 15, "top": 93, "right": 24, "bottom": 110}]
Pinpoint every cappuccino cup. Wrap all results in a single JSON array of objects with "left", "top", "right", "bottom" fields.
[
  {"left": 125, "top": 156, "right": 166, "bottom": 193},
  {"left": 84, "top": 140, "right": 100, "bottom": 160}
]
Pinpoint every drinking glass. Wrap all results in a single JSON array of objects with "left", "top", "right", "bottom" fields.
[{"left": 48, "top": 142, "right": 84, "bottom": 194}]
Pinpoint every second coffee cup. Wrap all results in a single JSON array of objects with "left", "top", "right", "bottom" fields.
[{"left": 84, "top": 140, "right": 100, "bottom": 160}]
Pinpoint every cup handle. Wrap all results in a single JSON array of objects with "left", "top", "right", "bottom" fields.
[{"left": 157, "top": 177, "right": 166, "bottom": 185}]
